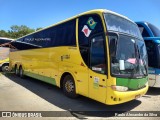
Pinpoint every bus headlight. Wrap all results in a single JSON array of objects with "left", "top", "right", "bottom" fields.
[{"left": 111, "top": 85, "right": 128, "bottom": 92}]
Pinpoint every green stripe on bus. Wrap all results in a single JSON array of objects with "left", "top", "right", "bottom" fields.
[
  {"left": 116, "top": 77, "right": 148, "bottom": 90},
  {"left": 24, "top": 71, "right": 56, "bottom": 85}
]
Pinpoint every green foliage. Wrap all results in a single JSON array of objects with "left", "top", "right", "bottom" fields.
[
  {"left": 0, "top": 25, "right": 42, "bottom": 39},
  {"left": 0, "top": 30, "right": 9, "bottom": 38},
  {"left": 36, "top": 27, "right": 43, "bottom": 31}
]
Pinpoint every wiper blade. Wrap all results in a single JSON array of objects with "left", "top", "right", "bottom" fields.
[
  {"left": 129, "top": 40, "right": 139, "bottom": 78},
  {"left": 140, "top": 58, "right": 148, "bottom": 76},
  {"left": 136, "top": 44, "right": 148, "bottom": 76},
  {"left": 129, "top": 64, "right": 137, "bottom": 78}
]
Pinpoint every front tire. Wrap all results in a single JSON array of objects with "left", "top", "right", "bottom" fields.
[{"left": 63, "top": 75, "right": 78, "bottom": 98}]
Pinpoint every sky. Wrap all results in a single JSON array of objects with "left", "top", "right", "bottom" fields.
[{"left": 0, "top": 0, "right": 160, "bottom": 31}]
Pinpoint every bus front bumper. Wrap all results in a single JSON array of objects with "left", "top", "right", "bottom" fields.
[{"left": 106, "top": 84, "right": 149, "bottom": 105}]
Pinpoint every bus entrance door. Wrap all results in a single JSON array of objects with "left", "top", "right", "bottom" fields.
[{"left": 88, "top": 35, "right": 107, "bottom": 103}]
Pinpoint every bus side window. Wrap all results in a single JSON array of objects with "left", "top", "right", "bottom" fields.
[
  {"left": 78, "top": 14, "right": 104, "bottom": 67},
  {"left": 145, "top": 40, "right": 158, "bottom": 68}
]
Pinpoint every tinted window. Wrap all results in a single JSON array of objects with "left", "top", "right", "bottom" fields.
[
  {"left": 90, "top": 36, "right": 106, "bottom": 74},
  {"left": 105, "top": 14, "right": 142, "bottom": 39},
  {"left": 78, "top": 15, "right": 103, "bottom": 46},
  {"left": 137, "top": 24, "right": 150, "bottom": 37},
  {"left": 13, "top": 19, "right": 76, "bottom": 50},
  {"left": 145, "top": 40, "right": 158, "bottom": 68},
  {"left": 78, "top": 14, "right": 104, "bottom": 66}
]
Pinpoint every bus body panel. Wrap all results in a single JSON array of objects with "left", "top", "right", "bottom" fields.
[
  {"left": 0, "top": 58, "right": 9, "bottom": 67},
  {"left": 116, "top": 77, "right": 148, "bottom": 90},
  {"left": 88, "top": 69, "right": 107, "bottom": 103}
]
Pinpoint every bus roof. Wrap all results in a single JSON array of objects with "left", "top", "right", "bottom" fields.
[
  {"left": 13, "top": 9, "right": 135, "bottom": 41},
  {"left": 135, "top": 21, "right": 149, "bottom": 26}
]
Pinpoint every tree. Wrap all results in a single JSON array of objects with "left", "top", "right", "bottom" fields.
[
  {"left": 36, "top": 27, "right": 43, "bottom": 31},
  {"left": 0, "top": 30, "right": 9, "bottom": 38},
  {"left": 0, "top": 25, "right": 43, "bottom": 39},
  {"left": 8, "top": 25, "right": 35, "bottom": 39}
]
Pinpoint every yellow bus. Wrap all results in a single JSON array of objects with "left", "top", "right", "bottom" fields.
[
  {"left": 9, "top": 9, "right": 148, "bottom": 105},
  {"left": 0, "top": 37, "right": 14, "bottom": 72}
]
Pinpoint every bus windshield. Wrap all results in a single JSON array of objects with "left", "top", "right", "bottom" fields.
[
  {"left": 104, "top": 13, "right": 142, "bottom": 39},
  {"left": 148, "top": 23, "right": 160, "bottom": 37},
  {"left": 105, "top": 13, "right": 148, "bottom": 78}
]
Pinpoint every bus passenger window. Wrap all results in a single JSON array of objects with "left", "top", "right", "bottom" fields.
[{"left": 145, "top": 40, "right": 158, "bottom": 68}]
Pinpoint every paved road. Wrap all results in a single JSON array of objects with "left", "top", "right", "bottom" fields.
[{"left": 0, "top": 72, "right": 160, "bottom": 119}]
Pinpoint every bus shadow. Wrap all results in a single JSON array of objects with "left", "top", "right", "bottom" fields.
[
  {"left": 146, "top": 87, "right": 160, "bottom": 96},
  {"left": 3, "top": 73, "right": 142, "bottom": 118}
]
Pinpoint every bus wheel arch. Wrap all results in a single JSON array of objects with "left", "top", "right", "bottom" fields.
[
  {"left": 1, "top": 63, "right": 9, "bottom": 72},
  {"left": 60, "top": 72, "right": 78, "bottom": 98}
]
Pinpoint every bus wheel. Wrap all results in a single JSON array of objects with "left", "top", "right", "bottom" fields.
[
  {"left": 19, "top": 66, "right": 24, "bottom": 78},
  {"left": 15, "top": 66, "right": 19, "bottom": 76},
  {"left": 2, "top": 65, "right": 9, "bottom": 72},
  {"left": 63, "top": 75, "right": 78, "bottom": 98}
]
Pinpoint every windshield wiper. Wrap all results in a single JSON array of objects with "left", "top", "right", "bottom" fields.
[
  {"left": 135, "top": 44, "right": 147, "bottom": 77},
  {"left": 130, "top": 41, "right": 140, "bottom": 78},
  {"left": 138, "top": 51, "right": 148, "bottom": 76}
]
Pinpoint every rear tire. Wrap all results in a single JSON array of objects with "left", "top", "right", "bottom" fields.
[
  {"left": 15, "top": 66, "right": 19, "bottom": 76},
  {"left": 63, "top": 75, "right": 78, "bottom": 98},
  {"left": 19, "top": 66, "right": 25, "bottom": 78}
]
